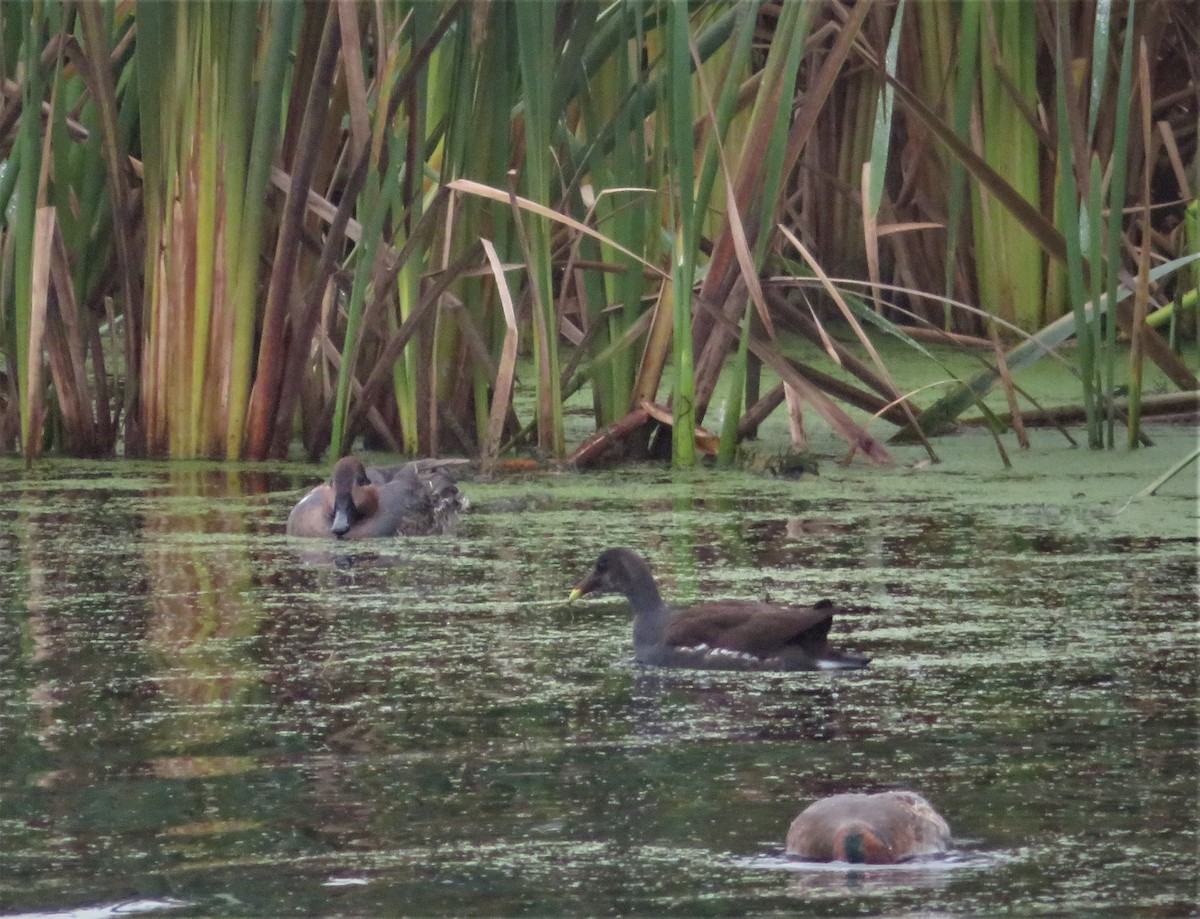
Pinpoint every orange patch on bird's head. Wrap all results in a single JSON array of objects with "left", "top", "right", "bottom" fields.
[{"left": 834, "top": 823, "right": 894, "bottom": 864}]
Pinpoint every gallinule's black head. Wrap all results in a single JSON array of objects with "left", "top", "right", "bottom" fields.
[
  {"left": 286, "top": 455, "right": 468, "bottom": 539},
  {"left": 786, "top": 791, "right": 950, "bottom": 864},
  {"left": 570, "top": 548, "right": 869, "bottom": 671}
]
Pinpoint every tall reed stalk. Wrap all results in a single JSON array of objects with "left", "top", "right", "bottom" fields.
[
  {"left": 138, "top": 2, "right": 296, "bottom": 458},
  {"left": 514, "top": 2, "right": 564, "bottom": 456},
  {"left": 12, "top": 1, "right": 44, "bottom": 457}
]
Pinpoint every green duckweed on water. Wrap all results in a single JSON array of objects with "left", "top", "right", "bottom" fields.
[{"left": 0, "top": 422, "right": 1195, "bottom": 916}]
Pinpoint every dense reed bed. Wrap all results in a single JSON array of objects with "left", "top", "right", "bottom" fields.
[{"left": 0, "top": 1, "right": 1194, "bottom": 464}]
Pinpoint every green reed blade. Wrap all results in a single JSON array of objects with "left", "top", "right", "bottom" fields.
[
  {"left": 330, "top": 163, "right": 402, "bottom": 456},
  {"left": 1054, "top": 22, "right": 1098, "bottom": 444},
  {"left": 942, "top": 1, "right": 980, "bottom": 326},
  {"left": 866, "top": 0, "right": 906, "bottom": 219},
  {"left": 514, "top": 0, "right": 563, "bottom": 456},
  {"left": 1086, "top": 0, "right": 1113, "bottom": 146},
  {"left": 1103, "top": 0, "right": 1136, "bottom": 448},
  {"left": 14, "top": 1, "right": 43, "bottom": 456},
  {"left": 665, "top": 0, "right": 696, "bottom": 467},
  {"left": 226, "top": 0, "right": 298, "bottom": 459},
  {"left": 1085, "top": 155, "right": 1107, "bottom": 444}
]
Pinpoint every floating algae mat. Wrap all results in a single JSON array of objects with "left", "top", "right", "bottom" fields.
[{"left": 0, "top": 425, "right": 1195, "bottom": 916}]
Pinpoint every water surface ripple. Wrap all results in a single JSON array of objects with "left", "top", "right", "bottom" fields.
[{"left": 0, "top": 432, "right": 1196, "bottom": 917}]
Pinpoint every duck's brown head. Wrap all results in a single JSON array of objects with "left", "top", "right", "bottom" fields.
[{"left": 329, "top": 456, "right": 374, "bottom": 537}]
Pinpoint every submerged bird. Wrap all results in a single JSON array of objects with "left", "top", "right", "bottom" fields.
[
  {"left": 569, "top": 547, "right": 869, "bottom": 671},
  {"left": 286, "top": 455, "right": 468, "bottom": 539},
  {"left": 785, "top": 791, "right": 951, "bottom": 864}
]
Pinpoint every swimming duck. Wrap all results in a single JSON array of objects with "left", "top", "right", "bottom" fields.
[
  {"left": 286, "top": 455, "right": 468, "bottom": 539},
  {"left": 786, "top": 791, "right": 951, "bottom": 864},
  {"left": 569, "top": 548, "right": 869, "bottom": 670}
]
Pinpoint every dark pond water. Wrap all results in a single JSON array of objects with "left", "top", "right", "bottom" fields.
[{"left": 0, "top": 427, "right": 1196, "bottom": 917}]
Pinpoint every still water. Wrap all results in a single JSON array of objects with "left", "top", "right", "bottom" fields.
[{"left": 0, "top": 428, "right": 1196, "bottom": 917}]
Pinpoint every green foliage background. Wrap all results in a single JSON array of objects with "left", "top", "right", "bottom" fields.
[{"left": 0, "top": 0, "right": 1194, "bottom": 462}]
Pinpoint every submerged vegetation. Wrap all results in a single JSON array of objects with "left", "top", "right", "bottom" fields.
[{"left": 0, "top": 1, "right": 1195, "bottom": 464}]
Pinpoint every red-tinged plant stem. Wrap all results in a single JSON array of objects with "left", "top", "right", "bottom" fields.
[{"left": 243, "top": 5, "right": 339, "bottom": 460}]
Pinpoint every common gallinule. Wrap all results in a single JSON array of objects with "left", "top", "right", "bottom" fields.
[
  {"left": 785, "top": 791, "right": 951, "bottom": 864},
  {"left": 569, "top": 548, "right": 869, "bottom": 670},
  {"left": 286, "top": 455, "right": 468, "bottom": 539}
]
